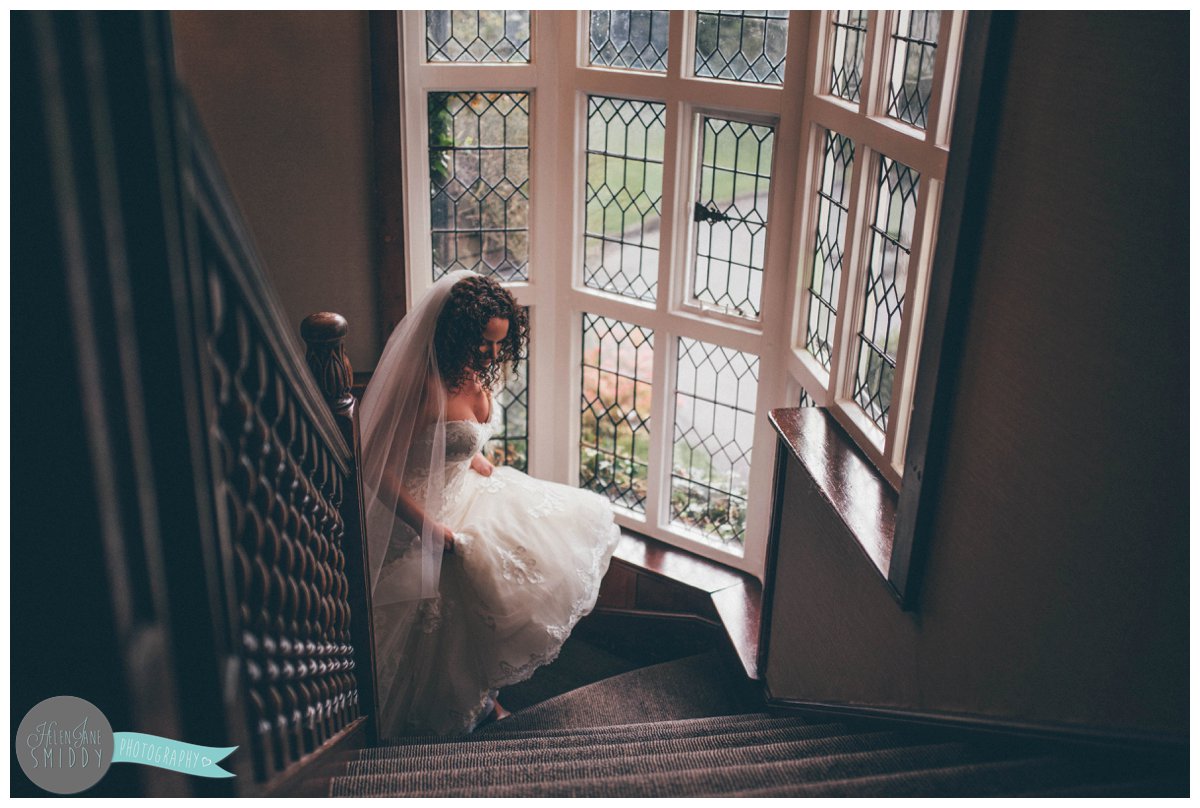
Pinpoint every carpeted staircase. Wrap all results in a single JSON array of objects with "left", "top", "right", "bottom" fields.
[{"left": 328, "top": 649, "right": 1186, "bottom": 797}]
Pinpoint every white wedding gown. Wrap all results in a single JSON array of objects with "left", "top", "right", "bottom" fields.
[{"left": 372, "top": 411, "right": 621, "bottom": 737}]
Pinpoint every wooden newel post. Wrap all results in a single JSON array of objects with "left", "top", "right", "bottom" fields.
[
  {"left": 300, "top": 312, "right": 380, "bottom": 744},
  {"left": 301, "top": 312, "right": 355, "bottom": 416}
]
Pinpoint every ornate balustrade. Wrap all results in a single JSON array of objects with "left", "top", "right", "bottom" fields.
[{"left": 183, "top": 104, "right": 375, "bottom": 786}]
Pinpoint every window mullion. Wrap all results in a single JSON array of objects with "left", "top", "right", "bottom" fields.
[
  {"left": 860, "top": 10, "right": 891, "bottom": 122},
  {"left": 399, "top": 11, "right": 434, "bottom": 307},
  {"left": 826, "top": 144, "right": 873, "bottom": 417},
  {"left": 929, "top": 11, "right": 967, "bottom": 149},
  {"left": 788, "top": 12, "right": 838, "bottom": 399},
  {"left": 788, "top": 123, "right": 823, "bottom": 387},
  {"left": 657, "top": 10, "right": 689, "bottom": 320},
  {"left": 656, "top": 109, "right": 686, "bottom": 320},
  {"left": 535, "top": 10, "right": 575, "bottom": 485},
  {"left": 643, "top": 320, "right": 673, "bottom": 534},
  {"left": 921, "top": 11, "right": 954, "bottom": 145},
  {"left": 672, "top": 10, "right": 691, "bottom": 79},
  {"left": 737, "top": 11, "right": 808, "bottom": 575},
  {"left": 883, "top": 175, "right": 941, "bottom": 476}
]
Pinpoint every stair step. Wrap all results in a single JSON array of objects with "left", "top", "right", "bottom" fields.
[
  {"left": 1014, "top": 778, "right": 1188, "bottom": 798},
  {"left": 485, "top": 650, "right": 752, "bottom": 732},
  {"left": 348, "top": 721, "right": 857, "bottom": 774},
  {"left": 733, "top": 755, "right": 1102, "bottom": 797},
  {"left": 366, "top": 713, "right": 811, "bottom": 757},
  {"left": 333, "top": 740, "right": 995, "bottom": 797},
  {"left": 330, "top": 732, "right": 954, "bottom": 797}
]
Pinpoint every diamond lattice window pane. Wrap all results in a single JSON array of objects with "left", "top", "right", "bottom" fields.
[
  {"left": 692, "top": 116, "right": 775, "bottom": 319},
  {"left": 854, "top": 156, "right": 920, "bottom": 431},
  {"left": 798, "top": 387, "right": 815, "bottom": 408},
  {"left": 694, "top": 10, "right": 789, "bottom": 85},
  {"left": 828, "top": 11, "right": 868, "bottom": 102},
  {"left": 428, "top": 92, "right": 529, "bottom": 282},
  {"left": 484, "top": 307, "right": 530, "bottom": 472},
  {"left": 886, "top": 11, "right": 940, "bottom": 129},
  {"left": 584, "top": 96, "right": 666, "bottom": 303},
  {"left": 805, "top": 130, "right": 855, "bottom": 370},
  {"left": 589, "top": 10, "right": 669, "bottom": 72},
  {"left": 426, "top": 11, "right": 530, "bottom": 63},
  {"left": 672, "top": 338, "right": 759, "bottom": 548},
  {"left": 580, "top": 314, "right": 654, "bottom": 512}
]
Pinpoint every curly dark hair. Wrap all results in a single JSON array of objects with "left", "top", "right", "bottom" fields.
[{"left": 434, "top": 274, "right": 529, "bottom": 392}]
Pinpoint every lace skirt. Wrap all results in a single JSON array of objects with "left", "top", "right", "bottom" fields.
[{"left": 373, "top": 465, "right": 621, "bottom": 737}]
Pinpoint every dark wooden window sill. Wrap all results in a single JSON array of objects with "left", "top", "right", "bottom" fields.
[
  {"left": 769, "top": 407, "right": 898, "bottom": 594},
  {"left": 605, "top": 529, "right": 762, "bottom": 681}
]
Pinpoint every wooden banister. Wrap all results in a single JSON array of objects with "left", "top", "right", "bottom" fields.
[
  {"left": 301, "top": 313, "right": 355, "bottom": 416},
  {"left": 12, "top": 10, "right": 375, "bottom": 795},
  {"left": 181, "top": 99, "right": 377, "bottom": 788},
  {"left": 300, "top": 312, "right": 379, "bottom": 747}
]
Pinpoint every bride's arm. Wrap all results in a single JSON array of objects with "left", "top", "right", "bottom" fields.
[
  {"left": 470, "top": 453, "right": 494, "bottom": 476},
  {"left": 378, "top": 468, "right": 456, "bottom": 551}
]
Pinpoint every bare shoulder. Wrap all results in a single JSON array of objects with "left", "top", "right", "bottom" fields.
[{"left": 416, "top": 374, "right": 444, "bottom": 426}]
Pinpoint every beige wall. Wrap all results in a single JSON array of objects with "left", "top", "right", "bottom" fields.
[
  {"left": 171, "top": 11, "right": 380, "bottom": 370},
  {"left": 765, "top": 12, "right": 1188, "bottom": 738}
]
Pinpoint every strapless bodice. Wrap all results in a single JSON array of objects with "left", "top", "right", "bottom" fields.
[
  {"left": 401, "top": 416, "right": 495, "bottom": 504},
  {"left": 443, "top": 419, "right": 490, "bottom": 462}
]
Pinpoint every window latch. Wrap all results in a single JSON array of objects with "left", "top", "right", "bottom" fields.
[{"left": 693, "top": 202, "right": 731, "bottom": 224}]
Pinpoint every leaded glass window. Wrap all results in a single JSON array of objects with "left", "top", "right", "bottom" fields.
[
  {"left": 692, "top": 116, "right": 775, "bottom": 319},
  {"left": 829, "top": 11, "right": 868, "bottom": 102},
  {"left": 694, "top": 10, "right": 789, "bottom": 85},
  {"left": 397, "top": 9, "right": 967, "bottom": 571},
  {"left": 886, "top": 11, "right": 940, "bottom": 129},
  {"left": 805, "top": 130, "right": 855, "bottom": 370},
  {"left": 671, "top": 338, "right": 759, "bottom": 547},
  {"left": 584, "top": 96, "right": 666, "bottom": 303},
  {"left": 580, "top": 314, "right": 654, "bottom": 512},
  {"left": 854, "top": 156, "right": 919, "bottom": 430},
  {"left": 428, "top": 92, "right": 529, "bottom": 282},
  {"left": 425, "top": 11, "right": 530, "bottom": 63},
  {"left": 589, "top": 10, "right": 669, "bottom": 72}
]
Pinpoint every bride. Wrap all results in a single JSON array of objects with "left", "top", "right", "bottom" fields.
[{"left": 359, "top": 269, "right": 621, "bottom": 737}]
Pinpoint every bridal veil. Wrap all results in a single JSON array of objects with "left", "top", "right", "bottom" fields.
[{"left": 359, "top": 269, "right": 475, "bottom": 610}]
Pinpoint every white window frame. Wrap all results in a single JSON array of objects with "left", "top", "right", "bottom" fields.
[
  {"left": 787, "top": 10, "right": 967, "bottom": 488},
  {"left": 396, "top": 11, "right": 964, "bottom": 579}
]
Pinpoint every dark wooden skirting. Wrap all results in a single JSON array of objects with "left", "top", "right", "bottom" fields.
[
  {"left": 592, "top": 606, "right": 722, "bottom": 630},
  {"left": 763, "top": 692, "right": 1189, "bottom": 759},
  {"left": 260, "top": 716, "right": 370, "bottom": 798},
  {"left": 756, "top": 429, "right": 790, "bottom": 685},
  {"left": 601, "top": 531, "right": 762, "bottom": 681}
]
